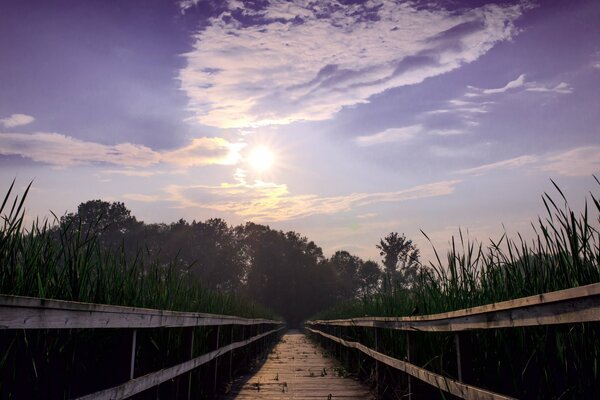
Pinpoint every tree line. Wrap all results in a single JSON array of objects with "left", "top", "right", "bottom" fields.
[{"left": 55, "top": 200, "right": 422, "bottom": 326}]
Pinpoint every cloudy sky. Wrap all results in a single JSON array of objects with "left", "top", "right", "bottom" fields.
[{"left": 1, "top": 0, "right": 599, "bottom": 262}]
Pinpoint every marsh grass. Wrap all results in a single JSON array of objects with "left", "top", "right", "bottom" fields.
[
  {"left": 314, "top": 178, "right": 600, "bottom": 398},
  {"left": 0, "top": 180, "right": 274, "bottom": 398}
]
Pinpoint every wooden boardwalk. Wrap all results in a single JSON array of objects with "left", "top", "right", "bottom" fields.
[{"left": 226, "top": 331, "right": 374, "bottom": 399}]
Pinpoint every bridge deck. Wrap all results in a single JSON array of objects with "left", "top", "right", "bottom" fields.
[{"left": 226, "top": 331, "right": 374, "bottom": 399}]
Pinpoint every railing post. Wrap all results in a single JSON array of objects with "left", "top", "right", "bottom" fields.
[
  {"left": 177, "top": 327, "right": 194, "bottom": 400},
  {"left": 375, "top": 327, "right": 381, "bottom": 396},
  {"left": 455, "top": 332, "right": 473, "bottom": 384},
  {"left": 213, "top": 325, "right": 221, "bottom": 394},
  {"left": 407, "top": 332, "right": 416, "bottom": 400},
  {"left": 129, "top": 329, "right": 137, "bottom": 380},
  {"left": 229, "top": 325, "right": 234, "bottom": 382},
  {"left": 115, "top": 329, "right": 137, "bottom": 386}
]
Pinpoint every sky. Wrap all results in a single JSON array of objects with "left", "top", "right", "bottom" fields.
[{"left": 1, "top": 0, "right": 599, "bottom": 263}]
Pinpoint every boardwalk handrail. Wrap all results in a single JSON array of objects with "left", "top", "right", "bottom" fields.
[
  {"left": 307, "top": 282, "right": 600, "bottom": 331},
  {"left": 306, "top": 282, "right": 600, "bottom": 399},
  {"left": 0, "top": 294, "right": 281, "bottom": 329},
  {"left": 0, "top": 294, "right": 284, "bottom": 399},
  {"left": 77, "top": 326, "right": 285, "bottom": 400},
  {"left": 305, "top": 327, "right": 514, "bottom": 400}
]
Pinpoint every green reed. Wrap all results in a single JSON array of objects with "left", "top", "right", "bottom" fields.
[{"left": 314, "top": 178, "right": 600, "bottom": 399}]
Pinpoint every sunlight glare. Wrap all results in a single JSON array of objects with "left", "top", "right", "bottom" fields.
[{"left": 248, "top": 146, "right": 275, "bottom": 172}]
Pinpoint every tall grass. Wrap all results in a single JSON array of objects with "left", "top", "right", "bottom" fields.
[
  {"left": 0, "top": 181, "right": 275, "bottom": 399},
  {"left": 314, "top": 178, "right": 600, "bottom": 399}
]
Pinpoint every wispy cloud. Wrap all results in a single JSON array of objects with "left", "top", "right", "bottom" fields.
[
  {"left": 469, "top": 73, "right": 526, "bottom": 95},
  {"left": 180, "top": 0, "right": 529, "bottom": 128},
  {"left": 525, "top": 81, "right": 573, "bottom": 94},
  {"left": 540, "top": 146, "right": 600, "bottom": 176},
  {"left": 457, "top": 146, "right": 600, "bottom": 177},
  {"left": 122, "top": 193, "right": 164, "bottom": 202},
  {"left": 0, "top": 114, "right": 34, "bottom": 128},
  {"left": 355, "top": 125, "right": 422, "bottom": 146},
  {"left": 457, "top": 155, "right": 539, "bottom": 175},
  {"left": 162, "top": 137, "right": 245, "bottom": 167},
  {"left": 163, "top": 178, "right": 462, "bottom": 221},
  {"left": 466, "top": 74, "right": 573, "bottom": 97},
  {"left": 0, "top": 131, "right": 244, "bottom": 168}
]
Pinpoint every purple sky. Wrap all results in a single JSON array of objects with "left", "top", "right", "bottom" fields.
[{"left": 1, "top": 0, "right": 599, "bottom": 262}]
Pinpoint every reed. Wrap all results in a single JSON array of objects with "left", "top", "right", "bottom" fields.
[
  {"left": 0, "top": 180, "right": 274, "bottom": 398},
  {"left": 314, "top": 178, "right": 600, "bottom": 398}
]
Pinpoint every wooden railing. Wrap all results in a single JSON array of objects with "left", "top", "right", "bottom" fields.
[
  {"left": 0, "top": 294, "right": 284, "bottom": 399},
  {"left": 305, "top": 282, "right": 600, "bottom": 400}
]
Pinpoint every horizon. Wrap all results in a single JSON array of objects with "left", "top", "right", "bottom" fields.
[{"left": 1, "top": 0, "right": 599, "bottom": 264}]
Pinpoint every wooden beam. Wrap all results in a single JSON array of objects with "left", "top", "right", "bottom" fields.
[
  {"left": 0, "top": 295, "right": 282, "bottom": 330},
  {"left": 307, "top": 282, "right": 600, "bottom": 332},
  {"left": 306, "top": 327, "right": 515, "bottom": 400},
  {"left": 75, "top": 326, "right": 284, "bottom": 400}
]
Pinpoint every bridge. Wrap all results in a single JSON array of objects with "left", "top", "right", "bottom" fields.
[{"left": 1, "top": 282, "right": 600, "bottom": 399}]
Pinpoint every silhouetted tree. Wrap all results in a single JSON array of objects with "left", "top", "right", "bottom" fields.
[
  {"left": 357, "top": 260, "right": 381, "bottom": 296},
  {"left": 329, "top": 250, "right": 362, "bottom": 299},
  {"left": 377, "top": 232, "right": 420, "bottom": 291}
]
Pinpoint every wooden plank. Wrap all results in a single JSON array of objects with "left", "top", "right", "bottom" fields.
[
  {"left": 308, "top": 282, "right": 600, "bottom": 331},
  {"left": 0, "top": 294, "right": 281, "bottom": 329},
  {"left": 76, "top": 326, "right": 284, "bottom": 400},
  {"left": 226, "top": 331, "right": 374, "bottom": 400},
  {"left": 306, "top": 327, "right": 515, "bottom": 400}
]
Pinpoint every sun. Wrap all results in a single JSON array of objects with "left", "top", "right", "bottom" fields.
[{"left": 248, "top": 146, "right": 275, "bottom": 172}]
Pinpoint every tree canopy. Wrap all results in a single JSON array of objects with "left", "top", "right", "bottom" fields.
[{"left": 54, "top": 200, "right": 408, "bottom": 326}]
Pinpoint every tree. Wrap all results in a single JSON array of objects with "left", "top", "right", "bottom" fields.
[
  {"left": 59, "top": 200, "right": 141, "bottom": 249},
  {"left": 376, "top": 232, "right": 420, "bottom": 291},
  {"left": 357, "top": 260, "right": 381, "bottom": 296},
  {"left": 329, "top": 250, "right": 362, "bottom": 299}
]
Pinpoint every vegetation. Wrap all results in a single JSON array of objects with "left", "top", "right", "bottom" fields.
[
  {"left": 47, "top": 195, "right": 383, "bottom": 326},
  {"left": 0, "top": 181, "right": 275, "bottom": 399},
  {"left": 313, "top": 178, "right": 600, "bottom": 399},
  {"left": 3, "top": 177, "right": 598, "bottom": 398}
]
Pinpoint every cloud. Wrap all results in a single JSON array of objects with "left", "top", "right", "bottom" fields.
[
  {"left": 162, "top": 137, "right": 246, "bottom": 167},
  {"left": 179, "top": 0, "right": 530, "bottom": 128},
  {"left": 0, "top": 131, "right": 244, "bottom": 168},
  {"left": 467, "top": 74, "right": 573, "bottom": 97},
  {"left": 457, "top": 155, "right": 539, "bottom": 175},
  {"left": 429, "top": 128, "right": 465, "bottom": 136},
  {"left": 355, "top": 125, "right": 422, "bottom": 146},
  {"left": 122, "top": 193, "right": 164, "bottom": 202},
  {"left": 525, "top": 81, "right": 573, "bottom": 94},
  {"left": 483, "top": 73, "right": 526, "bottom": 94},
  {"left": 457, "top": 146, "right": 600, "bottom": 177},
  {"left": 178, "top": 0, "right": 200, "bottom": 13},
  {"left": 540, "top": 146, "right": 600, "bottom": 177},
  {"left": 164, "top": 178, "right": 462, "bottom": 221},
  {"left": 101, "top": 169, "right": 157, "bottom": 177},
  {"left": 0, "top": 114, "right": 35, "bottom": 128},
  {"left": 467, "top": 73, "right": 526, "bottom": 96}
]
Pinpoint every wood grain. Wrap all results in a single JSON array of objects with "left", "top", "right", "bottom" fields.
[
  {"left": 308, "top": 282, "right": 600, "bottom": 332},
  {"left": 76, "top": 327, "right": 284, "bottom": 400},
  {"left": 0, "top": 294, "right": 281, "bottom": 329},
  {"left": 306, "top": 327, "right": 515, "bottom": 400},
  {"left": 226, "top": 331, "right": 374, "bottom": 400}
]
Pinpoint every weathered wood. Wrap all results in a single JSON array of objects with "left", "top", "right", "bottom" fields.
[
  {"left": 455, "top": 331, "right": 474, "bottom": 384},
  {"left": 308, "top": 282, "right": 600, "bottom": 332},
  {"left": 306, "top": 327, "right": 515, "bottom": 400},
  {"left": 374, "top": 327, "right": 381, "bottom": 396},
  {"left": 129, "top": 330, "right": 137, "bottom": 381},
  {"left": 0, "top": 294, "right": 281, "bottom": 330},
  {"left": 406, "top": 332, "right": 416, "bottom": 400},
  {"left": 176, "top": 327, "right": 194, "bottom": 400},
  {"left": 227, "top": 331, "right": 374, "bottom": 399},
  {"left": 214, "top": 326, "right": 221, "bottom": 393},
  {"left": 76, "top": 326, "right": 284, "bottom": 400}
]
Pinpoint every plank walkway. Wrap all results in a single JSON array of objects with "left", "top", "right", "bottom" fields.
[{"left": 226, "top": 330, "right": 374, "bottom": 399}]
